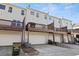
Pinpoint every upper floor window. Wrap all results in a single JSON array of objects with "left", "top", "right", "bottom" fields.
[
  {"left": 44, "top": 15, "right": 47, "bottom": 19},
  {"left": 66, "top": 22, "right": 68, "bottom": 25},
  {"left": 21, "top": 10, "right": 24, "bottom": 15},
  {"left": 8, "top": 7, "right": 12, "bottom": 13},
  {"left": 58, "top": 20, "right": 61, "bottom": 24},
  {"left": 36, "top": 13, "right": 39, "bottom": 17},
  {"left": 0, "top": 4, "right": 5, "bottom": 10},
  {"left": 30, "top": 11, "right": 34, "bottom": 15}
]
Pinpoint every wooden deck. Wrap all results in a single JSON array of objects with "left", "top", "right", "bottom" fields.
[
  {"left": 0, "top": 24, "right": 22, "bottom": 31},
  {"left": 0, "top": 19, "right": 72, "bottom": 34},
  {"left": 28, "top": 27, "right": 54, "bottom": 33},
  {"left": 0, "top": 19, "right": 22, "bottom": 31},
  {"left": 28, "top": 27, "right": 67, "bottom": 34},
  {"left": 26, "top": 22, "right": 71, "bottom": 34}
]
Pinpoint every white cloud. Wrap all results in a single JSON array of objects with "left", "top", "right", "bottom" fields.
[
  {"left": 41, "top": 8, "right": 48, "bottom": 13},
  {"left": 65, "top": 5, "right": 73, "bottom": 10},
  {"left": 64, "top": 4, "right": 75, "bottom": 10}
]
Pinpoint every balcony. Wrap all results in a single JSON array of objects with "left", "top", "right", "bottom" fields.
[
  {"left": 26, "top": 22, "right": 72, "bottom": 34},
  {"left": 26, "top": 22, "right": 54, "bottom": 33},
  {"left": 55, "top": 26, "right": 68, "bottom": 32},
  {"left": 0, "top": 19, "right": 23, "bottom": 31},
  {"left": 55, "top": 26, "right": 72, "bottom": 34}
]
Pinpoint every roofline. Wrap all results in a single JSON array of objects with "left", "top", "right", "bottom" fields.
[
  {"left": 1, "top": 3, "right": 48, "bottom": 15},
  {"left": 50, "top": 16, "right": 72, "bottom": 22},
  {"left": 0, "top": 3, "right": 27, "bottom": 10},
  {"left": 26, "top": 7, "right": 48, "bottom": 15},
  {"left": 51, "top": 16, "right": 61, "bottom": 19},
  {"left": 62, "top": 18, "right": 72, "bottom": 22}
]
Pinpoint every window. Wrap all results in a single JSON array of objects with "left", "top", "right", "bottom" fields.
[
  {"left": 8, "top": 7, "right": 12, "bottom": 13},
  {"left": 16, "top": 21, "right": 21, "bottom": 27},
  {"left": 11, "top": 20, "right": 22, "bottom": 27},
  {"left": 11, "top": 20, "right": 16, "bottom": 27},
  {"left": 58, "top": 20, "right": 60, "bottom": 23},
  {"left": 36, "top": 13, "right": 39, "bottom": 17},
  {"left": 49, "top": 17, "right": 51, "bottom": 20},
  {"left": 21, "top": 10, "right": 24, "bottom": 15},
  {"left": 66, "top": 22, "right": 68, "bottom": 25},
  {"left": 0, "top": 4, "right": 5, "bottom": 10},
  {"left": 44, "top": 15, "right": 47, "bottom": 19},
  {"left": 30, "top": 11, "right": 34, "bottom": 15}
]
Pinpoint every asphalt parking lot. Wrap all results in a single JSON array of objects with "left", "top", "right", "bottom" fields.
[{"left": 0, "top": 44, "right": 79, "bottom": 56}]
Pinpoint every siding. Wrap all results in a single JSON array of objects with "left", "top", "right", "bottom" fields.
[{"left": 0, "top": 4, "right": 25, "bottom": 22}]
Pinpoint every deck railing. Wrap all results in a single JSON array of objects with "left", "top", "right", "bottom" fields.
[
  {"left": 26, "top": 22, "right": 54, "bottom": 33},
  {"left": 0, "top": 19, "right": 23, "bottom": 31},
  {"left": 26, "top": 22, "right": 71, "bottom": 33},
  {"left": 55, "top": 26, "right": 68, "bottom": 32}
]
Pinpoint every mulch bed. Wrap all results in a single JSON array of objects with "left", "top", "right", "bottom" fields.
[{"left": 22, "top": 47, "right": 39, "bottom": 55}]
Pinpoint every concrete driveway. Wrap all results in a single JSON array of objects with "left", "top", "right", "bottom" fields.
[
  {"left": 0, "top": 46, "right": 12, "bottom": 56},
  {"left": 0, "top": 44, "right": 79, "bottom": 56},
  {"left": 32, "top": 44, "right": 79, "bottom": 56}
]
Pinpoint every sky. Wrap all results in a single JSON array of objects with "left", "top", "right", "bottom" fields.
[{"left": 13, "top": 3, "right": 79, "bottom": 24}]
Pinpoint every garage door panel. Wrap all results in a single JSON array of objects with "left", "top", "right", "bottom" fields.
[
  {"left": 48, "top": 33, "right": 53, "bottom": 41},
  {"left": 29, "top": 32, "right": 47, "bottom": 44},
  {"left": 68, "top": 35, "right": 72, "bottom": 42},
  {"left": 64, "top": 35, "right": 68, "bottom": 43},
  {"left": 0, "top": 31, "right": 21, "bottom": 46},
  {"left": 54, "top": 34, "right": 61, "bottom": 43}
]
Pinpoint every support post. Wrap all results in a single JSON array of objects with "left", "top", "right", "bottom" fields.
[
  {"left": 53, "top": 32, "right": 55, "bottom": 42},
  {"left": 53, "top": 20, "right": 55, "bottom": 43},
  {"left": 67, "top": 34, "right": 70, "bottom": 43},
  {"left": 27, "top": 24, "right": 29, "bottom": 43},
  {"left": 21, "top": 17, "right": 26, "bottom": 46}
]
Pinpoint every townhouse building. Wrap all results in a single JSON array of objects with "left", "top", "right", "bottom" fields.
[
  {"left": 49, "top": 16, "right": 73, "bottom": 43},
  {"left": 0, "top": 3, "right": 73, "bottom": 46},
  {"left": 72, "top": 24, "right": 79, "bottom": 41}
]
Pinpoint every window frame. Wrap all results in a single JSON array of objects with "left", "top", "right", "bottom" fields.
[
  {"left": 44, "top": 15, "right": 47, "bottom": 19},
  {"left": 36, "top": 12, "right": 39, "bottom": 18},
  {"left": 0, "top": 4, "right": 5, "bottom": 10},
  {"left": 11, "top": 20, "right": 16, "bottom": 27},
  {"left": 49, "top": 17, "right": 51, "bottom": 20},
  {"left": 21, "top": 10, "right": 25, "bottom": 15},
  {"left": 30, "top": 11, "right": 34, "bottom": 15},
  {"left": 8, "top": 7, "right": 12, "bottom": 13},
  {"left": 16, "top": 20, "right": 22, "bottom": 27}
]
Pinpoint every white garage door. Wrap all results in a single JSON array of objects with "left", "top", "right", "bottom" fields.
[
  {"left": 54, "top": 34, "right": 61, "bottom": 43},
  {"left": 64, "top": 35, "right": 68, "bottom": 43},
  {"left": 68, "top": 34, "right": 72, "bottom": 42},
  {"left": 48, "top": 33, "right": 53, "bottom": 41},
  {"left": 29, "top": 32, "right": 48, "bottom": 44},
  {"left": 0, "top": 30, "right": 21, "bottom": 46}
]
